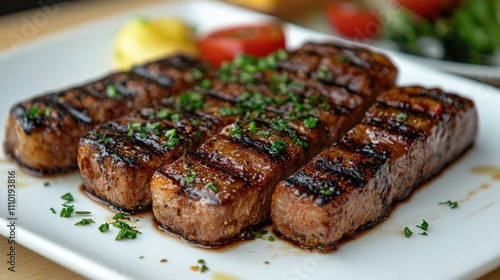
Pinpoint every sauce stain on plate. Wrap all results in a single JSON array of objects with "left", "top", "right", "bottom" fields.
[
  {"left": 211, "top": 271, "right": 242, "bottom": 280},
  {"left": 471, "top": 165, "right": 500, "bottom": 181}
]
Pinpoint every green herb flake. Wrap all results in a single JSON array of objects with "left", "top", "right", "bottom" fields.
[
  {"left": 248, "top": 121, "right": 257, "bottom": 134},
  {"left": 146, "top": 122, "right": 162, "bottom": 131},
  {"left": 198, "top": 79, "right": 213, "bottom": 89},
  {"left": 397, "top": 112, "right": 408, "bottom": 121},
  {"left": 194, "top": 130, "right": 202, "bottom": 144},
  {"left": 439, "top": 200, "right": 458, "bottom": 209},
  {"left": 61, "top": 192, "right": 74, "bottom": 202},
  {"left": 404, "top": 227, "right": 413, "bottom": 238},
  {"left": 114, "top": 222, "right": 141, "bottom": 240},
  {"left": 268, "top": 236, "right": 275, "bottom": 242},
  {"left": 191, "top": 68, "right": 203, "bottom": 80},
  {"left": 229, "top": 123, "right": 244, "bottom": 138},
  {"left": 205, "top": 181, "right": 218, "bottom": 193},
  {"left": 106, "top": 85, "right": 119, "bottom": 99},
  {"left": 271, "top": 139, "right": 287, "bottom": 156},
  {"left": 419, "top": 232, "right": 428, "bottom": 236},
  {"left": 198, "top": 259, "right": 209, "bottom": 273},
  {"left": 170, "top": 113, "right": 180, "bottom": 122},
  {"left": 59, "top": 205, "right": 74, "bottom": 218},
  {"left": 98, "top": 223, "right": 110, "bottom": 233},
  {"left": 303, "top": 116, "right": 319, "bottom": 129},
  {"left": 183, "top": 169, "right": 197, "bottom": 184},
  {"left": 156, "top": 108, "right": 171, "bottom": 119},
  {"left": 416, "top": 219, "right": 429, "bottom": 231},
  {"left": 50, "top": 207, "right": 56, "bottom": 214},
  {"left": 26, "top": 107, "right": 42, "bottom": 119},
  {"left": 113, "top": 212, "right": 130, "bottom": 221},
  {"left": 75, "top": 211, "right": 91, "bottom": 215},
  {"left": 75, "top": 218, "right": 95, "bottom": 226},
  {"left": 319, "top": 189, "right": 333, "bottom": 196},
  {"left": 43, "top": 181, "right": 50, "bottom": 187}
]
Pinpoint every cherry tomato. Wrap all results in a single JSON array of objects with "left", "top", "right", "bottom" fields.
[
  {"left": 198, "top": 24, "right": 286, "bottom": 67},
  {"left": 325, "top": 2, "right": 381, "bottom": 40},
  {"left": 396, "top": 0, "right": 461, "bottom": 19}
]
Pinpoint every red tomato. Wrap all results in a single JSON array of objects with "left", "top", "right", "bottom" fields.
[
  {"left": 198, "top": 24, "right": 286, "bottom": 67},
  {"left": 325, "top": 2, "right": 381, "bottom": 40},
  {"left": 396, "top": 0, "right": 460, "bottom": 19}
]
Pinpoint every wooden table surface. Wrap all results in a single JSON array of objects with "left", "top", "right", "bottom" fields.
[{"left": 0, "top": 0, "right": 499, "bottom": 279}]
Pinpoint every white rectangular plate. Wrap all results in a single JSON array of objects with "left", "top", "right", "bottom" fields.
[{"left": 1, "top": 1, "right": 500, "bottom": 279}]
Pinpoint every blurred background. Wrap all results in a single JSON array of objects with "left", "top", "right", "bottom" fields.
[{"left": 1, "top": 0, "right": 497, "bottom": 85}]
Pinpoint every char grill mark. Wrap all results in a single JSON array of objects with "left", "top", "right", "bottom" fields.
[
  {"left": 151, "top": 42, "right": 397, "bottom": 246},
  {"left": 4, "top": 54, "right": 211, "bottom": 175},
  {"left": 271, "top": 86, "right": 478, "bottom": 250},
  {"left": 78, "top": 94, "right": 236, "bottom": 213}
]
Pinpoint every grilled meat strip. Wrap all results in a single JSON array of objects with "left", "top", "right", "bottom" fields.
[
  {"left": 150, "top": 43, "right": 397, "bottom": 246},
  {"left": 4, "top": 55, "right": 211, "bottom": 175},
  {"left": 271, "top": 86, "right": 478, "bottom": 250},
  {"left": 78, "top": 94, "right": 237, "bottom": 212}
]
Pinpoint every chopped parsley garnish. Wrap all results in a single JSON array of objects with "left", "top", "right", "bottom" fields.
[
  {"left": 439, "top": 200, "right": 458, "bottom": 209},
  {"left": 289, "top": 132, "right": 308, "bottom": 148},
  {"left": 75, "top": 218, "right": 95, "bottom": 226},
  {"left": 205, "top": 182, "right": 218, "bottom": 193},
  {"left": 198, "top": 79, "right": 213, "bottom": 89},
  {"left": 191, "top": 68, "right": 203, "bottom": 80},
  {"left": 75, "top": 211, "right": 91, "bottom": 215},
  {"left": 248, "top": 121, "right": 257, "bottom": 134},
  {"left": 183, "top": 169, "right": 197, "bottom": 184},
  {"left": 164, "top": 128, "right": 179, "bottom": 149},
  {"left": 26, "top": 107, "right": 42, "bottom": 119},
  {"left": 218, "top": 107, "right": 235, "bottom": 116},
  {"left": 43, "top": 181, "right": 50, "bottom": 187},
  {"left": 229, "top": 123, "right": 244, "bottom": 138},
  {"left": 316, "top": 65, "right": 334, "bottom": 82},
  {"left": 113, "top": 220, "right": 141, "bottom": 240},
  {"left": 194, "top": 130, "right": 202, "bottom": 143},
  {"left": 319, "top": 189, "right": 333, "bottom": 196},
  {"left": 50, "top": 207, "right": 56, "bottom": 214},
  {"left": 404, "top": 227, "right": 413, "bottom": 238},
  {"left": 397, "top": 112, "right": 408, "bottom": 121},
  {"left": 303, "top": 116, "right": 319, "bottom": 129},
  {"left": 268, "top": 236, "right": 275, "bottom": 242},
  {"left": 45, "top": 108, "right": 52, "bottom": 117},
  {"left": 271, "top": 139, "right": 287, "bottom": 156},
  {"left": 178, "top": 92, "right": 204, "bottom": 112},
  {"left": 106, "top": 85, "right": 120, "bottom": 99},
  {"left": 61, "top": 193, "right": 74, "bottom": 202},
  {"left": 113, "top": 212, "right": 130, "bottom": 221},
  {"left": 98, "top": 223, "right": 110, "bottom": 233},
  {"left": 170, "top": 113, "right": 180, "bottom": 122},
  {"left": 59, "top": 204, "right": 74, "bottom": 217},
  {"left": 156, "top": 108, "right": 171, "bottom": 118},
  {"left": 198, "top": 259, "right": 209, "bottom": 273},
  {"left": 416, "top": 219, "right": 429, "bottom": 231}
]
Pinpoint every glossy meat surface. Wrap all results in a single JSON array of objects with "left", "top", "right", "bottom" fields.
[
  {"left": 271, "top": 86, "right": 478, "bottom": 250},
  {"left": 151, "top": 43, "right": 397, "bottom": 246},
  {"left": 4, "top": 55, "right": 211, "bottom": 175}
]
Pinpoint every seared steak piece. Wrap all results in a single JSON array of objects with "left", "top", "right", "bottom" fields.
[
  {"left": 271, "top": 86, "right": 478, "bottom": 250},
  {"left": 78, "top": 94, "right": 236, "bottom": 212},
  {"left": 4, "top": 55, "right": 211, "bottom": 175},
  {"left": 151, "top": 43, "right": 397, "bottom": 246}
]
